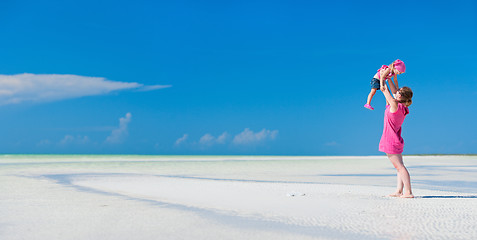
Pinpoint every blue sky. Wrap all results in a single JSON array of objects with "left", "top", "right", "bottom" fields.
[{"left": 0, "top": 0, "right": 476, "bottom": 155}]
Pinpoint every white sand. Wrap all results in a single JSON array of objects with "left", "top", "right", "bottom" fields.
[{"left": 1, "top": 155, "right": 477, "bottom": 239}]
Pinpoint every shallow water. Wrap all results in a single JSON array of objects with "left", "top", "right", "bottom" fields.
[{"left": 1, "top": 154, "right": 476, "bottom": 193}]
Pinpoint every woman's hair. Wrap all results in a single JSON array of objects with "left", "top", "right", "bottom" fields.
[{"left": 398, "top": 86, "right": 413, "bottom": 107}]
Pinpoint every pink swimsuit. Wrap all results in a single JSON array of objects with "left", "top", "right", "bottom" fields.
[{"left": 379, "top": 103, "right": 409, "bottom": 154}]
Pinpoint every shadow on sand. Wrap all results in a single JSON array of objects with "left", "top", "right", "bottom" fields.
[{"left": 417, "top": 195, "right": 477, "bottom": 199}]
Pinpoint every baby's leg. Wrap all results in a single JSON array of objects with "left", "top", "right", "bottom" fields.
[{"left": 366, "top": 88, "right": 377, "bottom": 105}]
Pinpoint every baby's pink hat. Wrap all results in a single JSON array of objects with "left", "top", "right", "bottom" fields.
[{"left": 394, "top": 59, "right": 406, "bottom": 73}]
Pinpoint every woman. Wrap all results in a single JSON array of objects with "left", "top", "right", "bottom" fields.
[{"left": 379, "top": 77, "right": 414, "bottom": 198}]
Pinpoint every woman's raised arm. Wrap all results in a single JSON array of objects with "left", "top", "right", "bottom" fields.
[
  {"left": 380, "top": 74, "right": 399, "bottom": 113},
  {"left": 388, "top": 75, "right": 398, "bottom": 95}
]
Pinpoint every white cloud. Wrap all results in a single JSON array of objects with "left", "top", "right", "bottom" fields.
[
  {"left": 105, "top": 113, "right": 132, "bottom": 144},
  {"left": 59, "top": 135, "right": 90, "bottom": 145},
  {"left": 37, "top": 139, "right": 52, "bottom": 146},
  {"left": 198, "top": 132, "right": 229, "bottom": 147},
  {"left": 136, "top": 84, "right": 172, "bottom": 92},
  {"left": 60, "top": 135, "right": 75, "bottom": 145},
  {"left": 216, "top": 132, "right": 229, "bottom": 144},
  {"left": 0, "top": 73, "right": 171, "bottom": 105},
  {"left": 199, "top": 133, "right": 216, "bottom": 146},
  {"left": 175, "top": 134, "right": 189, "bottom": 146},
  {"left": 176, "top": 129, "right": 277, "bottom": 149},
  {"left": 232, "top": 128, "right": 278, "bottom": 145}
]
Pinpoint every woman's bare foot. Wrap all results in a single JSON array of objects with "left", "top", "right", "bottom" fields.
[
  {"left": 400, "top": 194, "right": 414, "bottom": 198},
  {"left": 387, "top": 191, "right": 402, "bottom": 197}
]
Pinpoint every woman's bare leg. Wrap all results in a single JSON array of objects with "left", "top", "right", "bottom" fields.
[
  {"left": 388, "top": 173, "right": 404, "bottom": 197},
  {"left": 387, "top": 154, "right": 413, "bottom": 198}
]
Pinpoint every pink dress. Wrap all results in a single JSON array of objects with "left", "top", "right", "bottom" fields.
[
  {"left": 379, "top": 103, "right": 409, "bottom": 154},
  {"left": 376, "top": 65, "right": 394, "bottom": 80}
]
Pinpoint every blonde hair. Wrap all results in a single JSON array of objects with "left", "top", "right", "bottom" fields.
[{"left": 398, "top": 86, "right": 413, "bottom": 107}]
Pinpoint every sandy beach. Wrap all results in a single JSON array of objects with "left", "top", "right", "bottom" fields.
[{"left": 1, "top": 155, "right": 476, "bottom": 239}]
